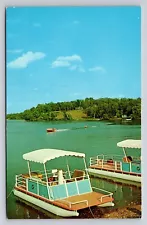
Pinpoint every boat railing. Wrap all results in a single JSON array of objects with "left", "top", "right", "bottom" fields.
[
  {"left": 90, "top": 154, "right": 141, "bottom": 167},
  {"left": 92, "top": 186, "right": 113, "bottom": 203},
  {"left": 90, "top": 154, "right": 124, "bottom": 166},
  {"left": 132, "top": 157, "right": 141, "bottom": 162},
  {"left": 56, "top": 199, "right": 88, "bottom": 209},
  {"left": 15, "top": 173, "right": 91, "bottom": 202},
  {"left": 15, "top": 174, "right": 27, "bottom": 189},
  {"left": 15, "top": 170, "right": 71, "bottom": 182},
  {"left": 15, "top": 173, "right": 89, "bottom": 190},
  {"left": 100, "top": 194, "right": 113, "bottom": 203},
  {"left": 48, "top": 174, "right": 89, "bottom": 186},
  {"left": 90, "top": 156, "right": 122, "bottom": 170},
  {"left": 31, "top": 169, "right": 72, "bottom": 180},
  {"left": 90, "top": 156, "right": 141, "bottom": 174}
]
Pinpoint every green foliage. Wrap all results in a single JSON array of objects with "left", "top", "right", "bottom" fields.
[
  {"left": 7, "top": 97, "right": 141, "bottom": 122},
  {"left": 63, "top": 112, "right": 73, "bottom": 121}
]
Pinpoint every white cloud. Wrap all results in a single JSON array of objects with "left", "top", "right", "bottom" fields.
[
  {"left": 89, "top": 66, "right": 106, "bottom": 73},
  {"left": 69, "top": 65, "right": 78, "bottom": 71},
  {"left": 52, "top": 60, "right": 70, "bottom": 68},
  {"left": 57, "top": 55, "right": 82, "bottom": 62},
  {"left": 7, "top": 51, "right": 46, "bottom": 69},
  {"left": 7, "top": 49, "right": 23, "bottom": 54},
  {"left": 73, "top": 20, "right": 79, "bottom": 24},
  {"left": 69, "top": 65, "right": 85, "bottom": 73},
  {"left": 33, "top": 23, "right": 41, "bottom": 27},
  {"left": 51, "top": 54, "right": 82, "bottom": 68}
]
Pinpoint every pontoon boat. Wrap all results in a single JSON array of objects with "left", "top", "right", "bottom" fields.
[
  {"left": 13, "top": 149, "right": 114, "bottom": 217},
  {"left": 88, "top": 139, "right": 141, "bottom": 184}
]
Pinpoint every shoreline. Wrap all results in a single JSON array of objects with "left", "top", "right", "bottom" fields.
[
  {"left": 101, "top": 204, "right": 141, "bottom": 219},
  {"left": 77, "top": 203, "right": 141, "bottom": 219},
  {"left": 6, "top": 118, "right": 141, "bottom": 123}
]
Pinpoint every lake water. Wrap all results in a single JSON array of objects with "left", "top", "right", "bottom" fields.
[{"left": 6, "top": 120, "right": 141, "bottom": 219}]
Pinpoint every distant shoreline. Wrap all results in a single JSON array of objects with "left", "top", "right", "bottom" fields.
[
  {"left": 7, "top": 97, "right": 141, "bottom": 123},
  {"left": 6, "top": 118, "right": 141, "bottom": 126}
]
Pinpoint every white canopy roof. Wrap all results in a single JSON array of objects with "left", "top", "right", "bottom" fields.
[
  {"left": 117, "top": 139, "right": 141, "bottom": 149},
  {"left": 23, "top": 149, "right": 85, "bottom": 164}
]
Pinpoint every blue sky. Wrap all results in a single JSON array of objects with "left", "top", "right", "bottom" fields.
[{"left": 6, "top": 6, "right": 141, "bottom": 113}]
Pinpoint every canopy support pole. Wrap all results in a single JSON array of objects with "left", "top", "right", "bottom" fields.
[
  {"left": 66, "top": 156, "right": 71, "bottom": 179},
  {"left": 123, "top": 147, "right": 128, "bottom": 162},
  {"left": 27, "top": 161, "right": 31, "bottom": 178},
  {"left": 83, "top": 158, "right": 88, "bottom": 176},
  {"left": 44, "top": 163, "right": 48, "bottom": 182},
  {"left": 44, "top": 163, "right": 51, "bottom": 200}
]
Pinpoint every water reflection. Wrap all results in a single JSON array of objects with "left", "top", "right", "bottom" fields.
[
  {"left": 90, "top": 177, "right": 141, "bottom": 208},
  {"left": 15, "top": 199, "right": 62, "bottom": 219},
  {"left": 16, "top": 203, "right": 20, "bottom": 216},
  {"left": 25, "top": 209, "right": 30, "bottom": 219}
]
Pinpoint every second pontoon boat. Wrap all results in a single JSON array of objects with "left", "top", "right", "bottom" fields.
[{"left": 88, "top": 139, "right": 141, "bottom": 184}]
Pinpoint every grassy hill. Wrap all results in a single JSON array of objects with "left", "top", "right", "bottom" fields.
[{"left": 56, "top": 110, "right": 87, "bottom": 120}]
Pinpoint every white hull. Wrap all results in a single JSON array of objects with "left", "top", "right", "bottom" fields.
[
  {"left": 99, "top": 202, "right": 114, "bottom": 207},
  {"left": 13, "top": 189, "right": 79, "bottom": 217},
  {"left": 88, "top": 168, "right": 141, "bottom": 183}
]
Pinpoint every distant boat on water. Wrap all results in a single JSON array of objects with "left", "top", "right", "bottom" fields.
[{"left": 47, "top": 128, "right": 56, "bottom": 133}]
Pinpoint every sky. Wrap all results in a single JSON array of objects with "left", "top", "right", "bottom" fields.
[{"left": 6, "top": 6, "right": 141, "bottom": 113}]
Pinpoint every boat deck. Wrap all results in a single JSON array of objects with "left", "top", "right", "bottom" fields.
[
  {"left": 90, "top": 162, "right": 121, "bottom": 171},
  {"left": 56, "top": 192, "right": 113, "bottom": 211},
  {"left": 15, "top": 186, "right": 113, "bottom": 211},
  {"left": 90, "top": 162, "right": 141, "bottom": 176}
]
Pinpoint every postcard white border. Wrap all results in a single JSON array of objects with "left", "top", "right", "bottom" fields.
[{"left": 0, "top": 0, "right": 146, "bottom": 225}]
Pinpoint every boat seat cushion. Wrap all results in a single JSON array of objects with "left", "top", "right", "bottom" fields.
[{"left": 72, "top": 170, "right": 85, "bottom": 180}]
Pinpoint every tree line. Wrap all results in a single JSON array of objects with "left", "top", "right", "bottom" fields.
[{"left": 6, "top": 97, "right": 141, "bottom": 122}]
